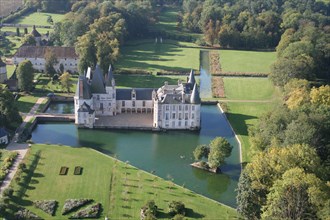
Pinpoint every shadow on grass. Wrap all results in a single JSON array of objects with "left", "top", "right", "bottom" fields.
[
  {"left": 14, "top": 150, "right": 41, "bottom": 200},
  {"left": 225, "top": 112, "right": 257, "bottom": 136}
]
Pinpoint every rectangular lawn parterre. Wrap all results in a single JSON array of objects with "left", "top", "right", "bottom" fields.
[
  {"left": 11, "top": 144, "right": 238, "bottom": 219},
  {"left": 116, "top": 40, "right": 200, "bottom": 73},
  {"left": 223, "top": 77, "right": 276, "bottom": 100},
  {"left": 220, "top": 50, "right": 276, "bottom": 73}
]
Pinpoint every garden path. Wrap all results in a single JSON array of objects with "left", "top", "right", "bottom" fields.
[{"left": 0, "top": 97, "right": 46, "bottom": 196}]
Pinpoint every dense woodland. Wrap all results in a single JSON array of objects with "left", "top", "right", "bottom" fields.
[{"left": 0, "top": 0, "right": 329, "bottom": 219}]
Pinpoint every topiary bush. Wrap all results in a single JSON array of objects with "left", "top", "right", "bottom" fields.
[{"left": 168, "top": 201, "right": 185, "bottom": 216}]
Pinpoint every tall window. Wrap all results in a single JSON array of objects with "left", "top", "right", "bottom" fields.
[
  {"left": 133, "top": 101, "right": 135, "bottom": 107},
  {"left": 172, "top": 113, "right": 176, "bottom": 119},
  {"left": 143, "top": 101, "right": 146, "bottom": 107},
  {"left": 122, "top": 101, "right": 125, "bottom": 107},
  {"left": 192, "top": 105, "right": 195, "bottom": 110}
]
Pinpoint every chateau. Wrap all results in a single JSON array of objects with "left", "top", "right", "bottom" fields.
[{"left": 74, "top": 65, "right": 201, "bottom": 130}]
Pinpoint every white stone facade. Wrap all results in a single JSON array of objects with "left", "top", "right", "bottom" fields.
[
  {"left": 13, "top": 46, "right": 79, "bottom": 73},
  {"left": 74, "top": 65, "right": 201, "bottom": 130}
]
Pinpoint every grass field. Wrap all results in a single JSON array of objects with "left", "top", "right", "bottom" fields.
[
  {"left": 6, "top": 65, "right": 16, "bottom": 79},
  {"left": 34, "top": 76, "right": 78, "bottom": 94},
  {"left": 9, "top": 12, "right": 65, "bottom": 26},
  {"left": 150, "top": 6, "right": 202, "bottom": 40},
  {"left": 223, "top": 77, "right": 276, "bottom": 100},
  {"left": 116, "top": 40, "right": 200, "bottom": 73},
  {"left": 115, "top": 74, "right": 188, "bottom": 88},
  {"left": 0, "top": 35, "right": 22, "bottom": 56},
  {"left": 220, "top": 50, "right": 276, "bottom": 73},
  {"left": 10, "top": 145, "right": 238, "bottom": 219},
  {"left": 16, "top": 95, "right": 39, "bottom": 113},
  {"left": 226, "top": 102, "right": 275, "bottom": 162}
]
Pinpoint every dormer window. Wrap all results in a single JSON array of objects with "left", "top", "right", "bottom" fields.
[{"left": 131, "top": 90, "right": 136, "bottom": 100}]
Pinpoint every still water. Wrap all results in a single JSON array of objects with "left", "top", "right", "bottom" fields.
[{"left": 32, "top": 105, "right": 240, "bottom": 207}]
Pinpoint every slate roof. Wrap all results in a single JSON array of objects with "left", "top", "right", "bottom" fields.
[
  {"left": 190, "top": 83, "right": 201, "bottom": 104},
  {"left": 90, "top": 65, "right": 106, "bottom": 94},
  {"left": 78, "top": 102, "right": 94, "bottom": 114},
  {"left": 105, "top": 64, "right": 114, "bottom": 87},
  {"left": 188, "top": 70, "right": 196, "bottom": 85},
  {"left": 0, "top": 128, "right": 8, "bottom": 138},
  {"left": 76, "top": 76, "right": 92, "bottom": 99},
  {"left": 0, "top": 58, "right": 6, "bottom": 67},
  {"left": 116, "top": 88, "right": 154, "bottom": 100},
  {"left": 14, "top": 46, "right": 78, "bottom": 59},
  {"left": 31, "top": 25, "right": 41, "bottom": 37},
  {"left": 161, "top": 94, "right": 187, "bottom": 104}
]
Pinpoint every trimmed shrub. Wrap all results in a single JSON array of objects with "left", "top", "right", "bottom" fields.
[
  {"left": 34, "top": 200, "right": 57, "bottom": 216},
  {"left": 141, "top": 200, "right": 158, "bottom": 220},
  {"left": 173, "top": 214, "right": 185, "bottom": 220},
  {"left": 62, "top": 199, "right": 93, "bottom": 215},
  {"left": 74, "top": 166, "right": 82, "bottom": 175},
  {"left": 168, "top": 201, "right": 185, "bottom": 216},
  {"left": 14, "top": 208, "right": 42, "bottom": 220},
  {"left": 69, "top": 203, "right": 101, "bottom": 219}
]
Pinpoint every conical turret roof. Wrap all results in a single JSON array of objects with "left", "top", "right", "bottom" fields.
[
  {"left": 31, "top": 25, "right": 41, "bottom": 37},
  {"left": 75, "top": 76, "right": 92, "bottom": 99},
  {"left": 188, "top": 69, "right": 196, "bottom": 85},
  {"left": 105, "top": 64, "right": 114, "bottom": 86},
  {"left": 91, "top": 65, "right": 106, "bottom": 94},
  {"left": 190, "top": 83, "right": 201, "bottom": 104}
]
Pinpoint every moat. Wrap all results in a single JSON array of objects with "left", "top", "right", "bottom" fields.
[{"left": 31, "top": 51, "right": 241, "bottom": 207}]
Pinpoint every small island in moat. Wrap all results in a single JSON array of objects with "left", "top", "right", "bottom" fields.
[{"left": 191, "top": 137, "right": 233, "bottom": 173}]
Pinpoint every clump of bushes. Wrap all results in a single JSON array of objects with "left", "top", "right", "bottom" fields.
[
  {"left": 69, "top": 203, "right": 101, "bottom": 219},
  {"left": 62, "top": 198, "right": 93, "bottom": 215},
  {"left": 14, "top": 208, "right": 42, "bottom": 220},
  {"left": 34, "top": 200, "right": 57, "bottom": 216},
  {"left": 168, "top": 201, "right": 186, "bottom": 216},
  {"left": 141, "top": 200, "right": 158, "bottom": 220}
]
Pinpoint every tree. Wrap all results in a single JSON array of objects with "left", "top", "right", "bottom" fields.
[
  {"left": 0, "top": 88, "right": 22, "bottom": 128},
  {"left": 17, "top": 60, "right": 34, "bottom": 92},
  {"left": 208, "top": 137, "right": 232, "bottom": 169},
  {"left": 141, "top": 200, "right": 157, "bottom": 220},
  {"left": 44, "top": 48, "right": 58, "bottom": 77},
  {"left": 16, "top": 27, "right": 20, "bottom": 37},
  {"left": 168, "top": 201, "right": 185, "bottom": 216},
  {"left": 262, "top": 168, "right": 329, "bottom": 220},
  {"left": 310, "top": 85, "right": 330, "bottom": 107},
  {"left": 22, "top": 34, "right": 36, "bottom": 46},
  {"left": 193, "top": 144, "right": 208, "bottom": 161},
  {"left": 237, "top": 144, "right": 323, "bottom": 219},
  {"left": 59, "top": 72, "right": 72, "bottom": 92}
]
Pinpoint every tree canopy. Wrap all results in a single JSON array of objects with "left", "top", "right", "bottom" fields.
[{"left": 16, "top": 60, "right": 34, "bottom": 92}]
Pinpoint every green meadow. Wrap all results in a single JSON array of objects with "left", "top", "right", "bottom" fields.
[
  {"left": 116, "top": 40, "right": 200, "bottom": 73},
  {"left": 10, "top": 145, "right": 238, "bottom": 219},
  {"left": 220, "top": 50, "right": 276, "bottom": 73}
]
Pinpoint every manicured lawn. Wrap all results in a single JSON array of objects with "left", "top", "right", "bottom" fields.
[
  {"left": 6, "top": 65, "right": 16, "bottom": 79},
  {"left": 16, "top": 95, "right": 39, "bottom": 113},
  {"left": 115, "top": 74, "right": 188, "bottom": 88},
  {"left": 225, "top": 102, "right": 276, "bottom": 163},
  {"left": 223, "top": 77, "right": 276, "bottom": 100},
  {"left": 9, "top": 12, "right": 65, "bottom": 26},
  {"left": 11, "top": 145, "right": 238, "bottom": 219},
  {"left": 220, "top": 50, "right": 276, "bottom": 73},
  {"left": 116, "top": 40, "right": 200, "bottom": 72},
  {"left": 34, "top": 76, "right": 78, "bottom": 94},
  {"left": 150, "top": 6, "right": 202, "bottom": 41},
  {"left": 0, "top": 35, "right": 22, "bottom": 56}
]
